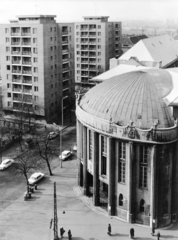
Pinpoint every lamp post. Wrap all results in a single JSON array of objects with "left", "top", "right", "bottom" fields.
[{"left": 60, "top": 96, "right": 68, "bottom": 168}]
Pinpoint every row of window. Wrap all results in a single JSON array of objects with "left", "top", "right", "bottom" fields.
[
  {"left": 7, "top": 84, "right": 38, "bottom": 91},
  {"left": 87, "top": 130, "right": 149, "bottom": 189},
  {"left": 6, "top": 56, "right": 38, "bottom": 62},
  {"left": 5, "top": 28, "right": 38, "bottom": 34}
]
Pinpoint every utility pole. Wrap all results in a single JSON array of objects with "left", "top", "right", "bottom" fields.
[{"left": 54, "top": 182, "right": 59, "bottom": 240}]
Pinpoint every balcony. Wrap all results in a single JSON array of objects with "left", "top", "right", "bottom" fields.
[
  {"left": 81, "top": 60, "right": 89, "bottom": 63},
  {"left": 81, "top": 48, "right": 89, "bottom": 51},
  {"left": 62, "top": 31, "right": 68, "bottom": 35},
  {"left": 81, "top": 54, "right": 89, "bottom": 57},
  {"left": 12, "top": 69, "right": 21, "bottom": 74},
  {"left": 81, "top": 34, "right": 88, "bottom": 37},
  {"left": 11, "top": 42, "right": 20, "bottom": 45},
  {"left": 89, "top": 41, "right": 96, "bottom": 44},
  {"left": 62, "top": 68, "right": 69, "bottom": 72},
  {"left": 89, "top": 61, "right": 96, "bottom": 64},
  {"left": 89, "top": 48, "right": 96, "bottom": 51},
  {"left": 89, "top": 35, "right": 96, "bottom": 38},
  {"left": 62, "top": 58, "right": 69, "bottom": 63},
  {"left": 62, "top": 40, "right": 68, "bottom": 44},
  {"left": 81, "top": 73, "right": 89, "bottom": 77},
  {"left": 23, "top": 89, "right": 32, "bottom": 94},
  {"left": 89, "top": 28, "right": 96, "bottom": 31},
  {"left": 22, "top": 51, "right": 31, "bottom": 55},
  {"left": 89, "top": 54, "right": 96, "bottom": 58},
  {"left": 13, "top": 106, "right": 22, "bottom": 110},
  {"left": 11, "top": 51, "right": 21, "bottom": 55},
  {"left": 81, "top": 68, "right": 89, "bottom": 71},
  {"left": 13, "top": 97, "right": 22, "bottom": 101},
  {"left": 63, "top": 77, "right": 69, "bottom": 81},
  {"left": 89, "top": 68, "right": 97, "bottom": 71},
  {"left": 81, "top": 41, "right": 88, "bottom": 44},
  {"left": 81, "top": 28, "right": 88, "bottom": 31},
  {"left": 62, "top": 49, "right": 68, "bottom": 54}
]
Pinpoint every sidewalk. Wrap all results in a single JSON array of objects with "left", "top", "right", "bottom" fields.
[{"left": 0, "top": 157, "right": 177, "bottom": 240}]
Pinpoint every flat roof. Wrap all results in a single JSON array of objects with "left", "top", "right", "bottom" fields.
[
  {"left": 83, "top": 16, "right": 109, "bottom": 18},
  {"left": 16, "top": 15, "right": 56, "bottom": 18}
]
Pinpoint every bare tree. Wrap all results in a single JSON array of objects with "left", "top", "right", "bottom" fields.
[{"left": 10, "top": 150, "right": 44, "bottom": 193}]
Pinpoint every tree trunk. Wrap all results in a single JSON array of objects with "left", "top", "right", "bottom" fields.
[{"left": 46, "top": 159, "right": 53, "bottom": 176}]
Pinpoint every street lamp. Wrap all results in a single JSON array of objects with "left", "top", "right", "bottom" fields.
[{"left": 60, "top": 96, "right": 68, "bottom": 168}]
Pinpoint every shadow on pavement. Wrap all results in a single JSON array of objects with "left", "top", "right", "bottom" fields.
[
  {"left": 160, "top": 235, "right": 177, "bottom": 239},
  {"left": 27, "top": 195, "right": 41, "bottom": 201},
  {"left": 111, "top": 233, "right": 128, "bottom": 237}
]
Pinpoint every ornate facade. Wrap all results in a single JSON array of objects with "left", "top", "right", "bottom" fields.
[{"left": 76, "top": 69, "right": 178, "bottom": 228}]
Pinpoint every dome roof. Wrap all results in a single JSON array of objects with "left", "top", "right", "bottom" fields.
[{"left": 79, "top": 69, "right": 175, "bottom": 129}]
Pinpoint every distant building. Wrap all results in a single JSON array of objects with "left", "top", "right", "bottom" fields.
[
  {"left": 119, "top": 35, "right": 178, "bottom": 69},
  {"left": 76, "top": 67, "right": 178, "bottom": 228},
  {"left": 121, "top": 34, "right": 148, "bottom": 54},
  {"left": 0, "top": 15, "right": 75, "bottom": 123},
  {"left": 74, "top": 16, "right": 122, "bottom": 86}
]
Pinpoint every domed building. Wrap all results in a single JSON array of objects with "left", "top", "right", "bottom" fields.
[{"left": 76, "top": 68, "right": 178, "bottom": 228}]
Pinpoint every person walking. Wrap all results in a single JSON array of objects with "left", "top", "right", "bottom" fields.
[
  {"left": 130, "top": 228, "right": 134, "bottom": 239},
  {"left": 157, "top": 231, "right": 161, "bottom": 240},
  {"left": 151, "top": 225, "right": 155, "bottom": 236},
  {"left": 60, "top": 226, "right": 65, "bottom": 238},
  {"left": 108, "top": 224, "right": 111, "bottom": 235},
  {"left": 68, "top": 229, "right": 72, "bottom": 240}
]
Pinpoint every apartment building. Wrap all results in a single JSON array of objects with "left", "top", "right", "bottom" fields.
[
  {"left": 74, "top": 16, "right": 122, "bottom": 84},
  {"left": 0, "top": 15, "right": 74, "bottom": 123}
]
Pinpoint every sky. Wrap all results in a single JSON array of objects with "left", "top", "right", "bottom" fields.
[{"left": 0, "top": 0, "right": 178, "bottom": 23}]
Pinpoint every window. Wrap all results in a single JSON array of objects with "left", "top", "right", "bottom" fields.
[
  {"left": 6, "top": 65, "right": 10, "bottom": 70},
  {"left": 6, "top": 47, "right": 10, "bottom": 52},
  {"left": 51, "top": 102, "right": 54, "bottom": 107},
  {"left": 98, "top": 52, "right": 101, "bottom": 56},
  {"left": 6, "top": 56, "right": 10, "bottom": 61},
  {"left": 77, "top": 44, "right": 80, "bottom": 48},
  {"left": 34, "top": 57, "right": 38, "bottom": 63},
  {"left": 139, "top": 146, "right": 148, "bottom": 188},
  {"left": 34, "top": 67, "right": 38, "bottom": 73},
  {"left": 140, "top": 199, "right": 145, "bottom": 213},
  {"left": 98, "top": 25, "right": 101, "bottom": 29},
  {"left": 50, "top": 27, "right": 52, "bottom": 32},
  {"left": 69, "top": 36, "right": 71, "bottom": 41},
  {"left": 51, "top": 46, "right": 53, "bottom": 51},
  {"left": 33, "top": 48, "right": 38, "bottom": 54},
  {"left": 55, "top": 82, "right": 57, "bottom": 87},
  {"left": 77, "top": 51, "right": 80, "bottom": 55},
  {"left": 51, "top": 66, "right": 53, "bottom": 70},
  {"left": 77, "top": 64, "right": 80, "bottom": 68},
  {"left": 51, "top": 56, "right": 53, "bottom": 61},
  {"left": 54, "top": 37, "right": 56, "bottom": 41},
  {"left": 7, "top": 92, "right": 11, "bottom": 97},
  {"left": 50, "top": 37, "right": 53, "bottom": 41},
  {"left": 51, "top": 75, "right": 53, "bottom": 80},
  {"left": 98, "top": 45, "right": 101, "bottom": 49},
  {"left": 5, "top": 28, "right": 9, "bottom": 33},
  {"left": 34, "top": 86, "right": 38, "bottom": 91},
  {"left": 77, "top": 70, "right": 80, "bottom": 74},
  {"left": 34, "top": 76, "right": 38, "bottom": 82},
  {"left": 76, "top": 38, "right": 79, "bottom": 42},
  {"left": 6, "top": 37, "right": 9, "bottom": 42},
  {"left": 51, "top": 84, "right": 53, "bottom": 88},
  {"left": 98, "top": 59, "right": 101, "bottom": 62},
  {"left": 89, "top": 130, "right": 92, "bottom": 160},
  {"left": 101, "top": 136, "right": 107, "bottom": 175},
  {"left": 54, "top": 27, "right": 56, "bottom": 32},
  {"left": 119, "top": 142, "right": 126, "bottom": 183},
  {"left": 7, "top": 101, "right": 11, "bottom": 107},
  {"left": 7, "top": 83, "right": 11, "bottom": 88},
  {"left": 33, "top": 38, "right": 37, "bottom": 44},
  {"left": 51, "top": 93, "right": 53, "bottom": 97},
  {"left": 98, "top": 39, "right": 101, "bottom": 42},
  {"left": 33, "top": 28, "right": 37, "bottom": 34},
  {"left": 7, "top": 74, "right": 10, "bottom": 79},
  {"left": 119, "top": 194, "right": 123, "bottom": 206},
  {"left": 76, "top": 25, "right": 79, "bottom": 29},
  {"left": 98, "top": 32, "right": 101, "bottom": 36},
  {"left": 34, "top": 96, "right": 39, "bottom": 101}
]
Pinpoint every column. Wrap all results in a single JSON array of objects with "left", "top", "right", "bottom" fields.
[
  {"left": 93, "top": 132, "right": 100, "bottom": 206},
  {"left": 77, "top": 120, "right": 83, "bottom": 186},
  {"left": 83, "top": 125, "right": 89, "bottom": 196},
  {"left": 150, "top": 145, "right": 157, "bottom": 228},
  {"left": 108, "top": 138, "right": 116, "bottom": 215},
  {"left": 127, "top": 141, "right": 133, "bottom": 223}
]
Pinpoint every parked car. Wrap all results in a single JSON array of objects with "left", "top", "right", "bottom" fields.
[
  {"left": 28, "top": 172, "right": 45, "bottom": 185},
  {"left": 0, "top": 159, "right": 14, "bottom": 170},
  {"left": 47, "top": 132, "right": 59, "bottom": 140},
  {"left": 59, "top": 150, "right": 72, "bottom": 161}
]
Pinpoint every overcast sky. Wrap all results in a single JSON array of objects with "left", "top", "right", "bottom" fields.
[{"left": 0, "top": 0, "right": 177, "bottom": 23}]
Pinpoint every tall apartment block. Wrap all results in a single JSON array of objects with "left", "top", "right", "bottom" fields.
[
  {"left": 0, "top": 15, "right": 75, "bottom": 123},
  {"left": 74, "top": 16, "right": 122, "bottom": 84}
]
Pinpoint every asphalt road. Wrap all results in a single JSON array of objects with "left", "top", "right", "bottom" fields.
[{"left": 0, "top": 123, "right": 77, "bottom": 214}]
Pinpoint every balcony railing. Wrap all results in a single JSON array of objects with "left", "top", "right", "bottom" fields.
[
  {"left": 21, "top": 32, "right": 31, "bottom": 36},
  {"left": 13, "top": 106, "right": 22, "bottom": 110},
  {"left": 11, "top": 32, "right": 20, "bottom": 36},
  {"left": 89, "top": 55, "right": 96, "bottom": 58},
  {"left": 22, "top": 70, "right": 32, "bottom": 74},
  {"left": 22, "top": 51, "right": 31, "bottom": 55},
  {"left": 62, "top": 31, "right": 68, "bottom": 35},
  {"left": 62, "top": 58, "right": 69, "bottom": 62},
  {"left": 13, "top": 88, "right": 22, "bottom": 92},
  {"left": 13, "top": 97, "right": 22, "bottom": 101},
  {"left": 62, "top": 49, "right": 68, "bottom": 53},
  {"left": 23, "top": 89, "right": 32, "bottom": 93},
  {"left": 81, "top": 35, "right": 88, "bottom": 37},
  {"left": 11, "top": 51, "right": 21, "bottom": 55},
  {"left": 12, "top": 78, "right": 22, "bottom": 83},
  {"left": 22, "top": 61, "right": 31, "bottom": 65},
  {"left": 81, "top": 41, "right": 88, "bottom": 44},
  {"left": 81, "top": 48, "right": 89, "bottom": 51},
  {"left": 89, "top": 68, "right": 97, "bottom": 71},
  {"left": 81, "top": 28, "right": 88, "bottom": 31},
  {"left": 81, "top": 61, "right": 89, "bottom": 63},
  {"left": 12, "top": 70, "right": 21, "bottom": 73},
  {"left": 89, "top": 48, "right": 96, "bottom": 51},
  {"left": 89, "top": 35, "right": 96, "bottom": 38},
  {"left": 11, "top": 42, "right": 20, "bottom": 45},
  {"left": 62, "top": 68, "right": 69, "bottom": 72},
  {"left": 21, "top": 42, "right": 31, "bottom": 45},
  {"left": 23, "top": 80, "right": 32, "bottom": 84},
  {"left": 89, "top": 61, "right": 96, "bottom": 64},
  {"left": 62, "top": 41, "right": 68, "bottom": 44},
  {"left": 89, "top": 41, "right": 96, "bottom": 44},
  {"left": 12, "top": 60, "right": 21, "bottom": 64}
]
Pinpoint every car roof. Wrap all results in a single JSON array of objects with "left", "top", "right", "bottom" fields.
[
  {"left": 31, "top": 172, "right": 42, "bottom": 178},
  {"left": 2, "top": 159, "right": 13, "bottom": 163},
  {"left": 62, "top": 150, "right": 70, "bottom": 154}
]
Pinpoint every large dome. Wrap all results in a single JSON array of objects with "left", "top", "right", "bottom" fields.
[{"left": 79, "top": 69, "right": 175, "bottom": 129}]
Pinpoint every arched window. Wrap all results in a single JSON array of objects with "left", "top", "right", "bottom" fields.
[
  {"left": 119, "top": 194, "right": 123, "bottom": 206},
  {"left": 140, "top": 199, "right": 145, "bottom": 213}
]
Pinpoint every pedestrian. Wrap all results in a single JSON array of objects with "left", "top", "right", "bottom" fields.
[
  {"left": 151, "top": 225, "right": 155, "bottom": 236},
  {"left": 60, "top": 226, "right": 65, "bottom": 238},
  {"left": 68, "top": 229, "right": 72, "bottom": 240},
  {"left": 108, "top": 223, "right": 111, "bottom": 235},
  {"left": 130, "top": 228, "right": 134, "bottom": 239},
  {"left": 157, "top": 231, "right": 161, "bottom": 240}
]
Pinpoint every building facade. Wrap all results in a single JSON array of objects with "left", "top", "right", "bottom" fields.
[
  {"left": 0, "top": 15, "right": 75, "bottom": 123},
  {"left": 76, "top": 69, "right": 178, "bottom": 228},
  {"left": 74, "top": 16, "right": 122, "bottom": 84}
]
